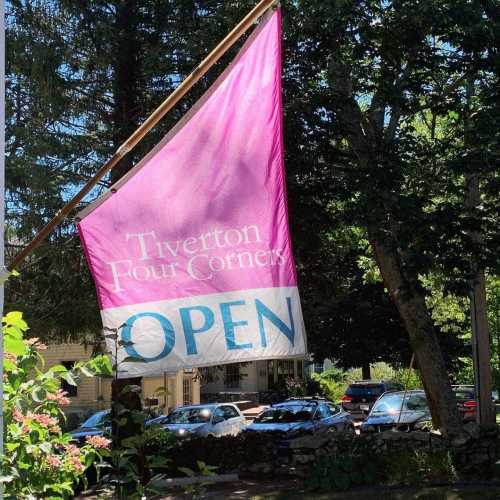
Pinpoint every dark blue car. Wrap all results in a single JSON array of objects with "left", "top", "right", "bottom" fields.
[
  {"left": 245, "top": 398, "right": 353, "bottom": 439},
  {"left": 70, "top": 410, "right": 111, "bottom": 444}
]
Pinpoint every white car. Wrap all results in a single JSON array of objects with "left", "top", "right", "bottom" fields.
[{"left": 147, "top": 403, "right": 246, "bottom": 438}]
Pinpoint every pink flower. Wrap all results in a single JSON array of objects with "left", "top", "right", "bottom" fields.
[
  {"left": 70, "top": 456, "right": 84, "bottom": 473},
  {"left": 5, "top": 352, "right": 17, "bottom": 363},
  {"left": 12, "top": 408, "right": 24, "bottom": 423},
  {"left": 26, "top": 337, "right": 47, "bottom": 350},
  {"left": 47, "top": 389, "right": 70, "bottom": 406},
  {"left": 28, "top": 412, "right": 58, "bottom": 429},
  {"left": 86, "top": 435, "right": 111, "bottom": 450},
  {"left": 64, "top": 443, "right": 80, "bottom": 457},
  {"left": 49, "top": 425, "right": 61, "bottom": 434},
  {"left": 46, "top": 455, "right": 62, "bottom": 469}
]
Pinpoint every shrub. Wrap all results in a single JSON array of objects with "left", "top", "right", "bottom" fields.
[
  {"left": 1, "top": 311, "right": 113, "bottom": 499},
  {"left": 305, "top": 432, "right": 382, "bottom": 491},
  {"left": 383, "top": 449, "right": 457, "bottom": 485},
  {"left": 306, "top": 433, "right": 457, "bottom": 492},
  {"left": 164, "top": 432, "right": 275, "bottom": 476},
  {"left": 311, "top": 366, "right": 348, "bottom": 402}
]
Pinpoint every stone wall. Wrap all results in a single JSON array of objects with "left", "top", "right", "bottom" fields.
[{"left": 242, "top": 423, "right": 500, "bottom": 478}]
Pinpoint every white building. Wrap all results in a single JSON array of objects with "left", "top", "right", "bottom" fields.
[{"left": 201, "top": 359, "right": 305, "bottom": 402}]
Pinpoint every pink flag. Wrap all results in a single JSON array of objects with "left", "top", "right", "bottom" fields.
[{"left": 78, "top": 10, "right": 307, "bottom": 377}]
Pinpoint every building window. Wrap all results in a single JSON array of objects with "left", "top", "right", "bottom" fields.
[
  {"left": 61, "top": 361, "right": 77, "bottom": 397},
  {"left": 313, "top": 361, "right": 324, "bottom": 374},
  {"left": 277, "top": 360, "right": 295, "bottom": 386},
  {"left": 224, "top": 364, "right": 240, "bottom": 389},
  {"left": 296, "top": 360, "right": 304, "bottom": 379},
  {"left": 183, "top": 377, "right": 193, "bottom": 406},
  {"left": 267, "top": 360, "right": 275, "bottom": 389}
]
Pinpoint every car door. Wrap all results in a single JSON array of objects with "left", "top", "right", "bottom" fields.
[
  {"left": 313, "top": 404, "right": 331, "bottom": 433},
  {"left": 211, "top": 407, "right": 226, "bottom": 436},
  {"left": 328, "top": 403, "right": 348, "bottom": 431},
  {"left": 220, "top": 405, "right": 241, "bottom": 435},
  {"left": 231, "top": 405, "right": 246, "bottom": 434}
]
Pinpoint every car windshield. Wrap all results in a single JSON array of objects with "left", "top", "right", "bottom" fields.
[
  {"left": 346, "top": 384, "right": 384, "bottom": 397},
  {"left": 371, "top": 393, "right": 428, "bottom": 414},
  {"left": 255, "top": 405, "right": 314, "bottom": 423},
  {"left": 81, "top": 411, "right": 110, "bottom": 428},
  {"left": 166, "top": 407, "right": 212, "bottom": 424}
]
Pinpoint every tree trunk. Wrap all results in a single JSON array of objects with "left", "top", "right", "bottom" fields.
[
  {"left": 111, "top": 0, "right": 141, "bottom": 183},
  {"left": 370, "top": 235, "right": 462, "bottom": 435},
  {"left": 327, "top": 59, "right": 463, "bottom": 436},
  {"left": 362, "top": 362, "right": 371, "bottom": 380},
  {"left": 463, "top": 79, "right": 495, "bottom": 425},
  {"left": 109, "top": 0, "right": 144, "bottom": 434}
]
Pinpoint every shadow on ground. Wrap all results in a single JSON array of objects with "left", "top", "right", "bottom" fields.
[{"left": 157, "top": 479, "right": 500, "bottom": 499}]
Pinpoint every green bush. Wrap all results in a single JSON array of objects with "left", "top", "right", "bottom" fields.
[
  {"left": 1, "top": 312, "right": 113, "bottom": 499},
  {"left": 306, "top": 433, "right": 457, "bottom": 492},
  {"left": 311, "top": 362, "right": 423, "bottom": 403},
  {"left": 305, "top": 433, "right": 382, "bottom": 491},
  {"left": 165, "top": 432, "right": 275, "bottom": 476},
  {"left": 383, "top": 449, "right": 457, "bottom": 485},
  {"left": 311, "top": 366, "right": 348, "bottom": 402}
]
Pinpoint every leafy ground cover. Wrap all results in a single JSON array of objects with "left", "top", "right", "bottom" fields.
[{"left": 153, "top": 480, "right": 500, "bottom": 500}]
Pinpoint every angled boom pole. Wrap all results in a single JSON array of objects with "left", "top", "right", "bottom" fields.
[
  {"left": 7, "top": 0, "right": 278, "bottom": 272},
  {"left": 1, "top": 0, "right": 5, "bottom": 489}
]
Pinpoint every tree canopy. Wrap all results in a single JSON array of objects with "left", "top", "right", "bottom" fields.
[{"left": 5, "top": 0, "right": 499, "bottom": 433}]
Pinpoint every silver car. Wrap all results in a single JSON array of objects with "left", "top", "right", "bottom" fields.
[{"left": 147, "top": 403, "right": 246, "bottom": 438}]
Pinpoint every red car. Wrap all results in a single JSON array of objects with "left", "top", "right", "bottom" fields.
[{"left": 452, "top": 385, "right": 499, "bottom": 422}]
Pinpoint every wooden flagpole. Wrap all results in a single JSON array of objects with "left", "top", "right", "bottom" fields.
[
  {"left": 8, "top": 0, "right": 278, "bottom": 272},
  {"left": 1, "top": 0, "right": 6, "bottom": 490}
]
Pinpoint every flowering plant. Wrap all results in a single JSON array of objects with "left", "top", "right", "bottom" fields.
[
  {"left": 285, "top": 376, "right": 306, "bottom": 397},
  {"left": 1, "top": 311, "right": 113, "bottom": 499}
]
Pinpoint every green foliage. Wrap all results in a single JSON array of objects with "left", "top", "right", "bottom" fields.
[
  {"left": 312, "top": 363, "right": 423, "bottom": 402},
  {"left": 5, "top": 0, "right": 500, "bottom": 429},
  {"left": 284, "top": 376, "right": 307, "bottom": 397},
  {"left": 307, "top": 454, "right": 380, "bottom": 491},
  {"left": 383, "top": 449, "right": 457, "bottom": 486},
  {"left": 390, "top": 368, "right": 424, "bottom": 391},
  {"left": 166, "top": 433, "right": 274, "bottom": 476},
  {"left": 488, "top": 277, "right": 500, "bottom": 391},
  {"left": 103, "top": 418, "right": 172, "bottom": 500},
  {"left": 305, "top": 434, "right": 381, "bottom": 491},
  {"left": 179, "top": 461, "right": 218, "bottom": 500},
  {"left": 1, "top": 312, "right": 111, "bottom": 499},
  {"left": 306, "top": 434, "right": 457, "bottom": 492},
  {"left": 311, "top": 366, "right": 348, "bottom": 402}
]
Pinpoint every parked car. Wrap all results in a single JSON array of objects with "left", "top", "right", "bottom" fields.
[
  {"left": 360, "top": 390, "right": 431, "bottom": 433},
  {"left": 147, "top": 403, "right": 246, "bottom": 438},
  {"left": 70, "top": 410, "right": 111, "bottom": 444},
  {"left": 244, "top": 397, "right": 353, "bottom": 439},
  {"left": 341, "top": 380, "right": 403, "bottom": 418},
  {"left": 452, "top": 384, "right": 499, "bottom": 422}
]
